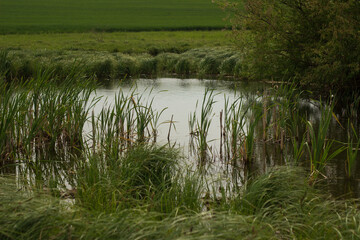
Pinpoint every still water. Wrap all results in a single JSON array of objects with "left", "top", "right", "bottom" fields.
[
  {"left": 94, "top": 78, "right": 360, "bottom": 198},
  {"left": 94, "top": 78, "right": 258, "bottom": 148}
]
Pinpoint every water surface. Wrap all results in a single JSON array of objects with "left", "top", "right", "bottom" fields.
[{"left": 93, "top": 78, "right": 360, "bottom": 198}]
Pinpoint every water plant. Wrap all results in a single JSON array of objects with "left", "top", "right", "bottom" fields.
[
  {"left": 345, "top": 121, "right": 360, "bottom": 179},
  {"left": 189, "top": 88, "right": 216, "bottom": 164},
  {"left": 1, "top": 67, "right": 360, "bottom": 239},
  {"left": 243, "top": 104, "right": 262, "bottom": 162},
  {"left": 0, "top": 50, "right": 12, "bottom": 78},
  {"left": 269, "top": 83, "right": 304, "bottom": 145},
  {"left": 0, "top": 80, "right": 27, "bottom": 162},
  {"left": 291, "top": 133, "right": 307, "bottom": 165},
  {"left": 222, "top": 94, "right": 249, "bottom": 165},
  {"left": 93, "top": 87, "right": 166, "bottom": 159},
  {"left": 306, "top": 102, "right": 346, "bottom": 182}
]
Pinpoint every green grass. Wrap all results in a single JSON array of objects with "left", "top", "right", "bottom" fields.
[
  {"left": 0, "top": 0, "right": 226, "bottom": 34},
  {"left": 0, "top": 31, "right": 237, "bottom": 79},
  {"left": 0, "top": 47, "right": 241, "bottom": 80},
  {"left": 0, "top": 31, "right": 231, "bottom": 53},
  {"left": 2, "top": 167, "right": 360, "bottom": 239}
]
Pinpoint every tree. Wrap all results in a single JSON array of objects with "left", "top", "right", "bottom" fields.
[{"left": 216, "top": 0, "right": 360, "bottom": 90}]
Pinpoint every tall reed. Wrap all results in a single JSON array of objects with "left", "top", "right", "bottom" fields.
[
  {"left": 189, "top": 88, "right": 216, "bottom": 164},
  {"left": 244, "top": 102, "right": 262, "bottom": 162},
  {"left": 92, "top": 86, "right": 166, "bottom": 163},
  {"left": 345, "top": 121, "right": 360, "bottom": 179},
  {"left": 0, "top": 50, "right": 12, "bottom": 78},
  {"left": 0, "top": 70, "right": 98, "bottom": 188},
  {"left": 222, "top": 94, "right": 249, "bottom": 165},
  {"left": 306, "top": 102, "right": 346, "bottom": 182},
  {"left": 0, "top": 80, "right": 27, "bottom": 163},
  {"left": 269, "top": 83, "right": 304, "bottom": 145}
]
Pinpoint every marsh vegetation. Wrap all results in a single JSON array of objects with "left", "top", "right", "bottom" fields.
[
  {"left": 1, "top": 0, "right": 360, "bottom": 238},
  {"left": 1, "top": 47, "right": 241, "bottom": 81},
  {"left": 1, "top": 72, "right": 360, "bottom": 239}
]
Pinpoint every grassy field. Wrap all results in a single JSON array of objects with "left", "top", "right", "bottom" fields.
[
  {"left": 0, "top": 31, "right": 231, "bottom": 53},
  {"left": 0, "top": 0, "right": 233, "bottom": 79},
  {"left": 0, "top": 0, "right": 226, "bottom": 34},
  {"left": 0, "top": 31, "right": 238, "bottom": 80}
]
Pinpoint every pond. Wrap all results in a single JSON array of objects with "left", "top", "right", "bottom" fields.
[
  {"left": 1, "top": 77, "right": 359, "bottom": 199},
  {"left": 93, "top": 78, "right": 360, "bottom": 198},
  {"left": 94, "top": 78, "right": 260, "bottom": 149}
]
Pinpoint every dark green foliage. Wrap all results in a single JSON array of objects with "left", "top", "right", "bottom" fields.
[
  {"left": 14, "top": 60, "right": 37, "bottom": 79},
  {"left": 199, "top": 56, "right": 222, "bottom": 76},
  {"left": 217, "top": 0, "right": 360, "bottom": 89}
]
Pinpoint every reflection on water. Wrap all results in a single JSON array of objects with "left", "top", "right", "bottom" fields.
[
  {"left": 93, "top": 78, "right": 360, "bottom": 198},
  {"left": 2, "top": 77, "right": 359, "bottom": 198},
  {"left": 93, "top": 78, "right": 259, "bottom": 152}
]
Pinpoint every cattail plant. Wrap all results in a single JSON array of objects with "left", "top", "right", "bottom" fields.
[{"left": 189, "top": 89, "right": 216, "bottom": 165}]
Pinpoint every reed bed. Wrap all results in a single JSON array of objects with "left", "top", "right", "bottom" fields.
[
  {"left": 185, "top": 83, "right": 357, "bottom": 185},
  {"left": 0, "top": 73, "right": 356, "bottom": 183},
  {"left": 221, "top": 93, "right": 258, "bottom": 166},
  {"left": 189, "top": 89, "right": 216, "bottom": 164},
  {"left": 0, "top": 72, "right": 360, "bottom": 239}
]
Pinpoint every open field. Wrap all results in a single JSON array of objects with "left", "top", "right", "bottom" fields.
[
  {"left": 0, "top": 0, "right": 226, "bottom": 34},
  {"left": 0, "top": 31, "right": 232, "bottom": 53},
  {"left": 0, "top": 31, "right": 238, "bottom": 80}
]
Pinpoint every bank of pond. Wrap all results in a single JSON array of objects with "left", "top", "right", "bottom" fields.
[
  {"left": 1, "top": 48, "right": 241, "bottom": 80},
  {"left": 1, "top": 74, "right": 360, "bottom": 239}
]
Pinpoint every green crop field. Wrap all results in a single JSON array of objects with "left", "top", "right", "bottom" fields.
[
  {"left": 0, "top": 0, "right": 226, "bottom": 34},
  {"left": 0, "top": 31, "right": 231, "bottom": 52}
]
